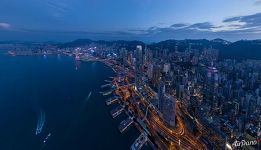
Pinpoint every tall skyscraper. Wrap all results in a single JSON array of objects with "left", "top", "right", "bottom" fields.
[
  {"left": 162, "top": 95, "right": 176, "bottom": 128},
  {"left": 205, "top": 66, "right": 219, "bottom": 108},
  {"left": 135, "top": 45, "right": 143, "bottom": 88},
  {"left": 158, "top": 81, "right": 166, "bottom": 112},
  {"left": 147, "top": 63, "right": 154, "bottom": 79}
]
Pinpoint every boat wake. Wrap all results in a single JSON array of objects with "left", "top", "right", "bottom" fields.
[
  {"left": 85, "top": 91, "right": 92, "bottom": 102},
  {"left": 35, "top": 110, "right": 46, "bottom": 135}
]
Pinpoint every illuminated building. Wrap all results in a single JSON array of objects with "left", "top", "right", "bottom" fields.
[
  {"left": 158, "top": 81, "right": 166, "bottom": 112},
  {"left": 163, "top": 63, "right": 171, "bottom": 73},
  {"left": 135, "top": 45, "right": 143, "bottom": 88},
  {"left": 162, "top": 95, "right": 176, "bottom": 128},
  {"left": 204, "top": 65, "right": 219, "bottom": 108},
  {"left": 147, "top": 63, "right": 153, "bottom": 79}
]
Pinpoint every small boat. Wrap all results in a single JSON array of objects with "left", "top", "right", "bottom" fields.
[{"left": 43, "top": 133, "right": 51, "bottom": 143}]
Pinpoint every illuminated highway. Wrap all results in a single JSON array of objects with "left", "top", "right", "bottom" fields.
[{"left": 111, "top": 64, "right": 207, "bottom": 150}]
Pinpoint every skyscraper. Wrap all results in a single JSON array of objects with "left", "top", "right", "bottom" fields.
[
  {"left": 135, "top": 45, "right": 143, "bottom": 88},
  {"left": 147, "top": 63, "right": 154, "bottom": 79},
  {"left": 163, "top": 95, "right": 176, "bottom": 128},
  {"left": 158, "top": 81, "right": 166, "bottom": 112}
]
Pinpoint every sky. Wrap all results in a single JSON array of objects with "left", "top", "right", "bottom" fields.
[{"left": 0, "top": 0, "right": 261, "bottom": 42}]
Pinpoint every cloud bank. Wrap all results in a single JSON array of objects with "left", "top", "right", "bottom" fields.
[
  {"left": 1, "top": 12, "right": 261, "bottom": 42},
  {"left": 0, "top": 23, "right": 11, "bottom": 29}
]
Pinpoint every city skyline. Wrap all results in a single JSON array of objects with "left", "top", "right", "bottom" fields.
[
  {"left": 0, "top": 0, "right": 261, "bottom": 42},
  {"left": 0, "top": 1, "right": 260, "bottom": 149}
]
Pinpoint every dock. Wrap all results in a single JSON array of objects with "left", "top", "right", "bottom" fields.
[
  {"left": 118, "top": 117, "right": 133, "bottom": 133},
  {"left": 137, "top": 118, "right": 151, "bottom": 135},
  {"left": 110, "top": 105, "right": 124, "bottom": 118},
  {"left": 101, "top": 83, "right": 112, "bottom": 88},
  {"left": 131, "top": 133, "right": 147, "bottom": 150},
  {"left": 106, "top": 97, "right": 118, "bottom": 105},
  {"left": 101, "top": 90, "right": 113, "bottom": 96},
  {"left": 105, "top": 80, "right": 112, "bottom": 83}
]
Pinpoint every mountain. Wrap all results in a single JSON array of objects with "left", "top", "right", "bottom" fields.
[
  {"left": 58, "top": 38, "right": 261, "bottom": 60},
  {"left": 211, "top": 38, "right": 231, "bottom": 45},
  {"left": 215, "top": 40, "right": 261, "bottom": 60},
  {"left": 1, "top": 38, "right": 261, "bottom": 60}
]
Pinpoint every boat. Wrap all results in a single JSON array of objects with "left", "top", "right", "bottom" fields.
[{"left": 43, "top": 133, "right": 51, "bottom": 143}]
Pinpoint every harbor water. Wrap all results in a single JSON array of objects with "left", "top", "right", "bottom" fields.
[{"left": 0, "top": 51, "right": 150, "bottom": 150}]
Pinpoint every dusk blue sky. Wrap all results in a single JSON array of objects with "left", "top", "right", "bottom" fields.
[{"left": 0, "top": 0, "right": 261, "bottom": 42}]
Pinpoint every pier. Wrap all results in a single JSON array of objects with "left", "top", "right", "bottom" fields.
[
  {"left": 106, "top": 97, "right": 119, "bottom": 105},
  {"left": 100, "top": 90, "right": 113, "bottom": 96},
  {"left": 131, "top": 133, "right": 148, "bottom": 150},
  {"left": 110, "top": 105, "right": 124, "bottom": 118},
  {"left": 118, "top": 117, "right": 133, "bottom": 133},
  {"left": 137, "top": 118, "right": 151, "bottom": 135},
  {"left": 101, "top": 83, "right": 112, "bottom": 88},
  {"left": 105, "top": 80, "right": 112, "bottom": 83}
]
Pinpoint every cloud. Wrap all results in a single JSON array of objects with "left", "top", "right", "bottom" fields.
[
  {"left": 1, "top": 12, "right": 261, "bottom": 42},
  {"left": 45, "top": 0, "right": 68, "bottom": 12},
  {"left": 170, "top": 23, "right": 188, "bottom": 28},
  {"left": 122, "top": 13, "right": 261, "bottom": 41},
  {"left": 0, "top": 23, "right": 11, "bottom": 29},
  {"left": 223, "top": 12, "right": 261, "bottom": 28},
  {"left": 43, "top": 0, "right": 69, "bottom": 17},
  {"left": 188, "top": 22, "right": 216, "bottom": 30}
]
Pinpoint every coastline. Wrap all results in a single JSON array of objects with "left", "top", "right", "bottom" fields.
[{"left": 79, "top": 57, "right": 117, "bottom": 74}]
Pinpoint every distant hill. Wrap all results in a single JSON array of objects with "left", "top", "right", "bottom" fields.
[
  {"left": 58, "top": 38, "right": 261, "bottom": 60},
  {"left": 1, "top": 38, "right": 261, "bottom": 60},
  {"left": 215, "top": 40, "right": 261, "bottom": 60}
]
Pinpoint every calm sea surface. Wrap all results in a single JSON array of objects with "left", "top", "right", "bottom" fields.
[{"left": 0, "top": 51, "right": 145, "bottom": 150}]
